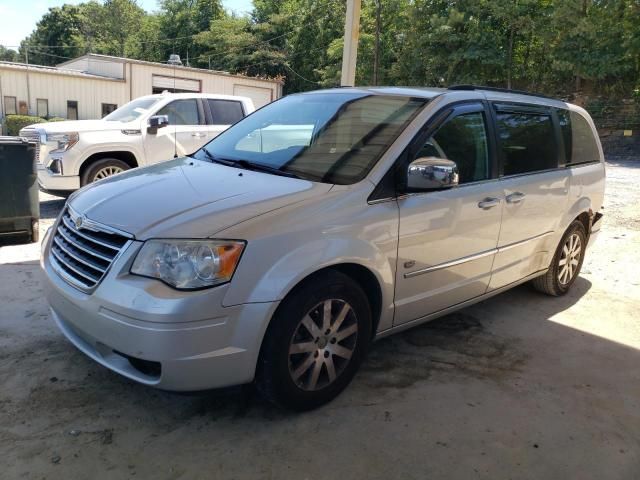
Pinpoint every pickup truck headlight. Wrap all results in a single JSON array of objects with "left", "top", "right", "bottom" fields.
[
  {"left": 131, "top": 239, "right": 245, "bottom": 290},
  {"left": 47, "top": 132, "right": 79, "bottom": 152}
]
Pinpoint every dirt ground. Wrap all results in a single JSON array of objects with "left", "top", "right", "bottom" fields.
[{"left": 1, "top": 159, "right": 639, "bottom": 480}]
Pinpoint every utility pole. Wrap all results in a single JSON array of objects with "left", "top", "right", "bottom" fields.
[
  {"left": 340, "top": 0, "right": 362, "bottom": 86},
  {"left": 25, "top": 46, "right": 31, "bottom": 115},
  {"left": 373, "top": 0, "right": 381, "bottom": 86}
]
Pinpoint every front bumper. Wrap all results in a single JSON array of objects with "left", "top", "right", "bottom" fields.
[
  {"left": 42, "top": 235, "right": 278, "bottom": 391},
  {"left": 37, "top": 163, "right": 80, "bottom": 191}
]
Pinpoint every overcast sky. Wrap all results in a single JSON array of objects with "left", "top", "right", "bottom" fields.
[{"left": 0, "top": 0, "right": 253, "bottom": 49}]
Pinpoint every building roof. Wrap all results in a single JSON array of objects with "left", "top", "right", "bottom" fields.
[
  {"left": 0, "top": 61, "right": 123, "bottom": 81},
  {"left": 57, "top": 53, "right": 284, "bottom": 85}
]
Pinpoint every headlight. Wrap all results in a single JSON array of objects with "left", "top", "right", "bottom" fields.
[
  {"left": 47, "top": 132, "right": 79, "bottom": 152},
  {"left": 131, "top": 239, "right": 245, "bottom": 290}
]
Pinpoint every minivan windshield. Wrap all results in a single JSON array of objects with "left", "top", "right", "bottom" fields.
[
  {"left": 104, "top": 97, "right": 161, "bottom": 122},
  {"left": 194, "top": 92, "right": 427, "bottom": 184}
]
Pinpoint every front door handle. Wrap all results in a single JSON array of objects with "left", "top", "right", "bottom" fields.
[
  {"left": 478, "top": 197, "right": 501, "bottom": 210},
  {"left": 191, "top": 132, "right": 207, "bottom": 138},
  {"left": 506, "top": 192, "right": 526, "bottom": 204}
]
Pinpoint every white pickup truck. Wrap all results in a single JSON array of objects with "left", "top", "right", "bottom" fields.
[{"left": 20, "top": 92, "right": 255, "bottom": 196}]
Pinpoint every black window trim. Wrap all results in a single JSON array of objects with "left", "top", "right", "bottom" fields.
[
  {"left": 368, "top": 99, "right": 498, "bottom": 203},
  {"left": 67, "top": 100, "right": 79, "bottom": 120},
  {"left": 491, "top": 101, "right": 562, "bottom": 179},
  {"left": 203, "top": 98, "right": 246, "bottom": 126}
]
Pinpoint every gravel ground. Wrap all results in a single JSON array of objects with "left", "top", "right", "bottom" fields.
[{"left": 1, "top": 159, "right": 639, "bottom": 480}]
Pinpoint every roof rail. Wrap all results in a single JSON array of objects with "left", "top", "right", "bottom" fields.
[{"left": 448, "top": 84, "right": 557, "bottom": 101}]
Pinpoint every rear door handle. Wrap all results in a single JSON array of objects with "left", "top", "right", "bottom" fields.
[
  {"left": 191, "top": 132, "right": 207, "bottom": 138},
  {"left": 506, "top": 192, "right": 526, "bottom": 204},
  {"left": 478, "top": 197, "right": 501, "bottom": 210}
]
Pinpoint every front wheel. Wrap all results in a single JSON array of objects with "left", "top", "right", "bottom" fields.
[
  {"left": 532, "top": 220, "right": 587, "bottom": 296},
  {"left": 256, "top": 270, "right": 372, "bottom": 411},
  {"left": 81, "top": 158, "right": 130, "bottom": 186}
]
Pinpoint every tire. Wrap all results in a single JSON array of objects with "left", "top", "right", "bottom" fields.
[
  {"left": 256, "top": 270, "right": 372, "bottom": 411},
  {"left": 532, "top": 220, "right": 587, "bottom": 296},
  {"left": 81, "top": 158, "right": 130, "bottom": 186}
]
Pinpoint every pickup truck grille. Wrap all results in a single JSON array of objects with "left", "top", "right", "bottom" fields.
[
  {"left": 49, "top": 209, "right": 130, "bottom": 291},
  {"left": 19, "top": 128, "right": 41, "bottom": 163}
]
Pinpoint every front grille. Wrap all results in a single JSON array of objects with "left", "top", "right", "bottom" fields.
[
  {"left": 49, "top": 209, "right": 130, "bottom": 291},
  {"left": 19, "top": 128, "right": 41, "bottom": 163}
]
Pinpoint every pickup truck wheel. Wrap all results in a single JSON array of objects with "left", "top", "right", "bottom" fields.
[
  {"left": 532, "top": 220, "right": 587, "bottom": 296},
  {"left": 82, "top": 158, "right": 130, "bottom": 186},
  {"left": 256, "top": 270, "right": 371, "bottom": 411}
]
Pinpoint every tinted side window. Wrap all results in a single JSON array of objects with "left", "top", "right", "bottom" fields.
[
  {"left": 416, "top": 111, "right": 490, "bottom": 184},
  {"left": 208, "top": 100, "right": 244, "bottom": 125},
  {"left": 157, "top": 99, "right": 201, "bottom": 126},
  {"left": 496, "top": 111, "right": 556, "bottom": 175},
  {"left": 557, "top": 109, "right": 600, "bottom": 165}
]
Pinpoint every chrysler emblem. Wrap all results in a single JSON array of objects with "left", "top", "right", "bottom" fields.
[{"left": 74, "top": 215, "right": 85, "bottom": 229}]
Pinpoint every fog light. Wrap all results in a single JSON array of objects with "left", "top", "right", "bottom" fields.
[{"left": 47, "top": 158, "right": 63, "bottom": 175}]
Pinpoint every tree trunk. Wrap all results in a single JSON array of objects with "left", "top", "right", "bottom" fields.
[
  {"left": 506, "top": 26, "right": 515, "bottom": 89},
  {"left": 373, "top": 0, "right": 381, "bottom": 86}
]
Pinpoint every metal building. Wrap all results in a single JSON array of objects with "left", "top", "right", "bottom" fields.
[{"left": 0, "top": 54, "right": 282, "bottom": 123}]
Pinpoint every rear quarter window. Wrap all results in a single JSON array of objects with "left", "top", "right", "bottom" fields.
[
  {"left": 208, "top": 100, "right": 244, "bottom": 125},
  {"left": 557, "top": 109, "right": 601, "bottom": 165}
]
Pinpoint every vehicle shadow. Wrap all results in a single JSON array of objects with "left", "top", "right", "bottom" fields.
[
  {"left": 39, "top": 195, "right": 66, "bottom": 220},
  {"left": 3, "top": 262, "right": 640, "bottom": 478},
  {"left": 4, "top": 273, "right": 598, "bottom": 416}
]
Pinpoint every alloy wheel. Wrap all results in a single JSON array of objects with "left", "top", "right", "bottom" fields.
[
  {"left": 288, "top": 299, "right": 358, "bottom": 392},
  {"left": 93, "top": 166, "right": 124, "bottom": 181},
  {"left": 558, "top": 233, "right": 582, "bottom": 285}
]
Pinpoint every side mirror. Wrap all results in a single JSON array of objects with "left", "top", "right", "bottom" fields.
[
  {"left": 407, "top": 157, "right": 459, "bottom": 191},
  {"left": 147, "top": 115, "right": 169, "bottom": 134}
]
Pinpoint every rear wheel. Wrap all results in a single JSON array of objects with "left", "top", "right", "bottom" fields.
[
  {"left": 256, "top": 270, "right": 371, "bottom": 411},
  {"left": 532, "top": 220, "right": 587, "bottom": 296},
  {"left": 81, "top": 158, "right": 130, "bottom": 186}
]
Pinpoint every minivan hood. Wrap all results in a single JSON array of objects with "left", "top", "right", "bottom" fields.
[
  {"left": 32, "top": 119, "right": 133, "bottom": 133},
  {"left": 69, "top": 158, "right": 332, "bottom": 239}
]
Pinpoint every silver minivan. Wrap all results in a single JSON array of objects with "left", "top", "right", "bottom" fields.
[{"left": 41, "top": 86, "right": 605, "bottom": 410}]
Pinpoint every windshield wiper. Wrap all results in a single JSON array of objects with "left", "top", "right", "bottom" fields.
[{"left": 200, "top": 150, "right": 304, "bottom": 179}]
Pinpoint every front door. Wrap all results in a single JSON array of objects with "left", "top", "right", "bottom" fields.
[
  {"left": 488, "top": 104, "right": 569, "bottom": 289},
  {"left": 143, "top": 98, "right": 209, "bottom": 164},
  {"left": 394, "top": 103, "right": 503, "bottom": 325}
]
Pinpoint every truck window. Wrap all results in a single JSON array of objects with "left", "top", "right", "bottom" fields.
[
  {"left": 157, "top": 99, "right": 201, "bottom": 126},
  {"left": 208, "top": 100, "right": 244, "bottom": 125}
]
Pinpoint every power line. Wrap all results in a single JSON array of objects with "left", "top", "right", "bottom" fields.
[{"left": 283, "top": 63, "right": 321, "bottom": 85}]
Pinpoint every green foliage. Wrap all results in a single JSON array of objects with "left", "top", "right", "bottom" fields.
[
  {"left": 13, "top": 0, "right": 640, "bottom": 98},
  {"left": 0, "top": 46, "right": 19, "bottom": 62},
  {"left": 5, "top": 116, "right": 47, "bottom": 136}
]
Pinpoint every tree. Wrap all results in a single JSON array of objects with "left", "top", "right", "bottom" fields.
[
  {"left": 0, "top": 46, "right": 19, "bottom": 62},
  {"left": 19, "top": 4, "right": 85, "bottom": 66}
]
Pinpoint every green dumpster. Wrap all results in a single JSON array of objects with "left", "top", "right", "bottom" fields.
[{"left": 0, "top": 136, "right": 39, "bottom": 246}]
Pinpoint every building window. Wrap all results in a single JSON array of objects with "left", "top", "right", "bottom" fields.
[
  {"left": 37, "top": 99, "right": 49, "bottom": 118},
  {"left": 101, "top": 103, "right": 117, "bottom": 118},
  {"left": 67, "top": 101, "right": 78, "bottom": 120},
  {"left": 4, "top": 96, "right": 17, "bottom": 115}
]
